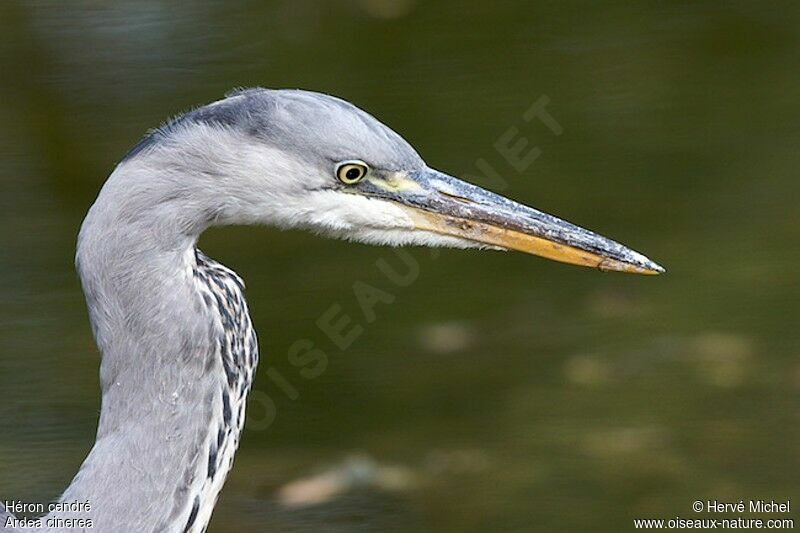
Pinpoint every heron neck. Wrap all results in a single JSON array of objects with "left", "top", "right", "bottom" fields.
[{"left": 54, "top": 169, "right": 234, "bottom": 532}]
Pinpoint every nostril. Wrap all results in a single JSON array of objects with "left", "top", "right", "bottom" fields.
[{"left": 436, "top": 189, "right": 475, "bottom": 205}]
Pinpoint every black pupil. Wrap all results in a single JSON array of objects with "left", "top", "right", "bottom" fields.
[{"left": 345, "top": 167, "right": 362, "bottom": 181}]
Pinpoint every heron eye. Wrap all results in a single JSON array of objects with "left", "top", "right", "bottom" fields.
[{"left": 336, "top": 161, "right": 369, "bottom": 185}]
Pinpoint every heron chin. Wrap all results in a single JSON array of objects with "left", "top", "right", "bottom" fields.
[{"left": 0, "top": 88, "right": 663, "bottom": 533}]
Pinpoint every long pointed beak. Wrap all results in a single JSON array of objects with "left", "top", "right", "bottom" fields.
[{"left": 361, "top": 168, "right": 664, "bottom": 275}]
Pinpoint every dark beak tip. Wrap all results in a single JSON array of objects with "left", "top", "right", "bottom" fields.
[
  {"left": 612, "top": 248, "right": 665, "bottom": 275},
  {"left": 640, "top": 257, "right": 666, "bottom": 275}
]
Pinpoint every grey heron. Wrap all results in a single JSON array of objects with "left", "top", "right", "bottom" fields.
[{"left": 1, "top": 88, "right": 663, "bottom": 533}]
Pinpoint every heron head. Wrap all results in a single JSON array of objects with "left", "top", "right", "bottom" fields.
[{"left": 126, "top": 88, "right": 663, "bottom": 274}]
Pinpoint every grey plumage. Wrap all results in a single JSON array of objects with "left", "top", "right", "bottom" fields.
[
  {"left": 1, "top": 503, "right": 12, "bottom": 533},
  {"left": 2, "top": 248, "right": 255, "bottom": 533},
  {"left": 2, "top": 86, "right": 662, "bottom": 533},
  {"left": 3, "top": 87, "right": 430, "bottom": 533},
  {"left": 122, "top": 88, "right": 424, "bottom": 171}
]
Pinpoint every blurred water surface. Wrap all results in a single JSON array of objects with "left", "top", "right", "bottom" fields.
[{"left": 1, "top": 1, "right": 798, "bottom": 531}]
